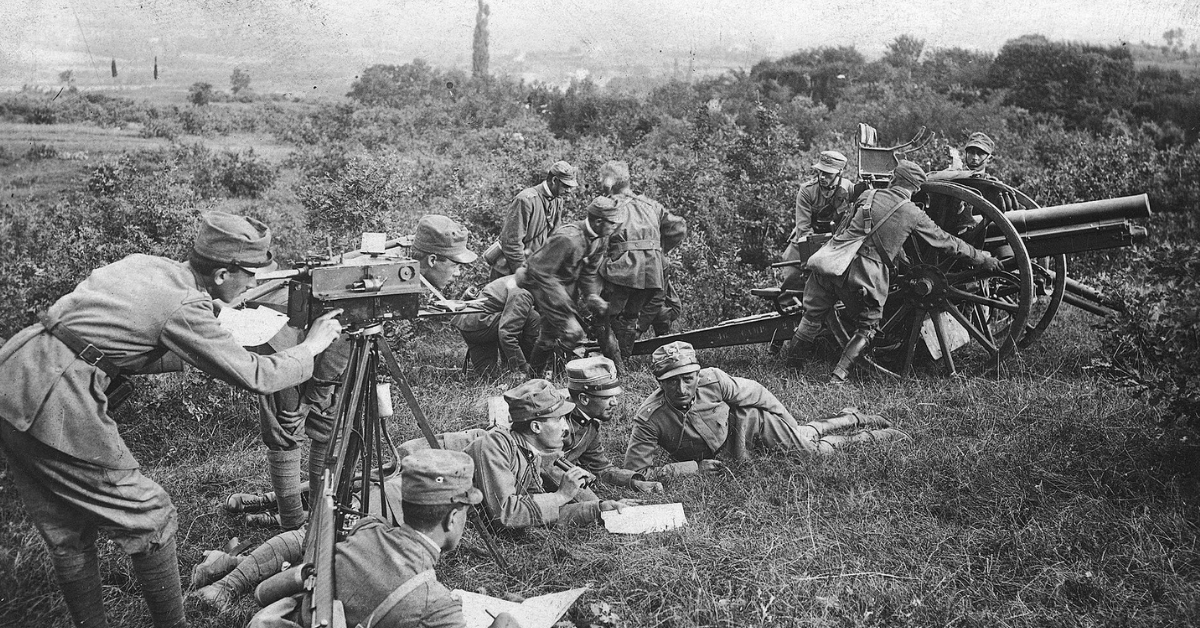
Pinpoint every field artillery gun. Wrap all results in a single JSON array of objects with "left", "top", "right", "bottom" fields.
[{"left": 632, "top": 137, "right": 1151, "bottom": 378}]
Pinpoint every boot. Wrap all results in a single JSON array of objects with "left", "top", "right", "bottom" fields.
[
  {"left": 195, "top": 529, "right": 306, "bottom": 612},
  {"left": 130, "top": 537, "right": 186, "bottom": 628},
  {"left": 784, "top": 338, "right": 816, "bottom": 368},
  {"left": 830, "top": 333, "right": 872, "bottom": 384},
  {"left": 614, "top": 324, "right": 637, "bottom": 367},
  {"left": 267, "top": 448, "right": 306, "bottom": 529},
  {"left": 528, "top": 345, "right": 553, "bottom": 378},
  {"left": 189, "top": 550, "right": 241, "bottom": 589},
  {"left": 242, "top": 512, "right": 282, "bottom": 528},
  {"left": 50, "top": 543, "right": 108, "bottom": 628},
  {"left": 224, "top": 492, "right": 276, "bottom": 514}
]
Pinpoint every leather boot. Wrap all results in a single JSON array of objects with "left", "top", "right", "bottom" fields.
[
  {"left": 830, "top": 333, "right": 872, "bottom": 384},
  {"left": 528, "top": 344, "right": 554, "bottom": 378},
  {"left": 224, "top": 491, "right": 276, "bottom": 514}
]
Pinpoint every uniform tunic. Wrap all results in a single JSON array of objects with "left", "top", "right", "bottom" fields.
[
  {"left": 519, "top": 220, "right": 607, "bottom": 349},
  {"left": 562, "top": 408, "right": 639, "bottom": 488},
  {"left": 495, "top": 182, "right": 564, "bottom": 276},
  {"left": 799, "top": 187, "right": 989, "bottom": 335},
  {"left": 779, "top": 178, "right": 851, "bottom": 290},
  {"left": 452, "top": 276, "right": 540, "bottom": 374},
  {"left": 622, "top": 367, "right": 812, "bottom": 481},
  {"left": 465, "top": 428, "right": 601, "bottom": 531},
  {"left": 0, "top": 254, "right": 314, "bottom": 553},
  {"left": 601, "top": 192, "right": 682, "bottom": 290},
  {"left": 336, "top": 521, "right": 463, "bottom": 628}
]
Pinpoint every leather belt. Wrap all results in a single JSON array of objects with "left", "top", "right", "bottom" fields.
[{"left": 37, "top": 312, "right": 122, "bottom": 379}]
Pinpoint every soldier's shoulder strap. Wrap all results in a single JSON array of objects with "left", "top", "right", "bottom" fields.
[{"left": 356, "top": 569, "right": 437, "bottom": 628}]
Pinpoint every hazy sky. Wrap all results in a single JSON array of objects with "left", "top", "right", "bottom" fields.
[{"left": 3, "top": 0, "right": 1198, "bottom": 89}]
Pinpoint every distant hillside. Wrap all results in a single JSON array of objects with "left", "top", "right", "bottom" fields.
[{"left": 1130, "top": 42, "right": 1200, "bottom": 77}]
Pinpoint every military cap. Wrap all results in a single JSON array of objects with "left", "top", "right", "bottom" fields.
[
  {"left": 893, "top": 160, "right": 927, "bottom": 188},
  {"left": 401, "top": 449, "right": 483, "bottom": 506},
  {"left": 566, "top": 356, "right": 622, "bottom": 396},
  {"left": 504, "top": 378, "right": 575, "bottom": 424},
  {"left": 964, "top": 132, "right": 996, "bottom": 155},
  {"left": 193, "top": 211, "right": 275, "bottom": 271},
  {"left": 586, "top": 196, "right": 629, "bottom": 224},
  {"left": 548, "top": 160, "right": 579, "bottom": 187},
  {"left": 413, "top": 215, "right": 477, "bottom": 264},
  {"left": 812, "top": 150, "right": 848, "bottom": 174},
  {"left": 651, "top": 341, "right": 701, "bottom": 380}
]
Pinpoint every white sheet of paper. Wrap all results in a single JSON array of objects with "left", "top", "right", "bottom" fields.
[
  {"left": 601, "top": 502, "right": 687, "bottom": 534},
  {"left": 217, "top": 306, "right": 289, "bottom": 347},
  {"left": 455, "top": 587, "right": 587, "bottom": 628}
]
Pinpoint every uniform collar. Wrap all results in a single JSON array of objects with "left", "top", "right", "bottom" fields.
[
  {"left": 404, "top": 525, "right": 443, "bottom": 561},
  {"left": 583, "top": 219, "right": 599, "bottom": 240},
  {"left": 538, "top": 181, "right": 553, "bottom": 199}
]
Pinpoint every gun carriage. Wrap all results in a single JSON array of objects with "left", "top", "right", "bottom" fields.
[{"left": 633, "top": 127, "right": 1151, "bottom": 378}]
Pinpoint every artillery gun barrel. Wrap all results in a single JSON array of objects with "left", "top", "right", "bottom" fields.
[{"left": 999, "top": 194, "right": 1151, "bottom": 233}]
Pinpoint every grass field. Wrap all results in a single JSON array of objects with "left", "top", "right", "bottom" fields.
[{"left": 1, "top": 106, "right": 1197, "bottom": 628}]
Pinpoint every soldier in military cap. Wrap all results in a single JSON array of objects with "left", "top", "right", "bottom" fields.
[
  {"left": 777, "top": 150, "right": 854, "bottom": 292},
  {"left": 229, "top": 215, "right": 478, "bottom": 531},
  {"left": 466, "top": 379, "right": 638, "bottom": 531},
  {"left": 0, "top": 212, "right": 343, "bottom": 628},
  {"left": 594, "top": 160, "right": 687, "bottom": 368},
  {"left": 520, "top": 196, "right": 628, "bottom": 375},
  {"left": 622, "top": 341, "right": 907, "bottom": 480},
  {"left": 489, "top": 160, "right": 579, "bottom": 279},
  {"left": 961, "top": 132, "right": 996, "bottom": 175},
  {"left": 784, "top": 160, "right": 1002, "bottom": 383},
  {"left": 564, "top": 356, "right": 663, "bottom": 493},
  {"left": 244, "top": 449, "right": 518, "bottom": 628}
]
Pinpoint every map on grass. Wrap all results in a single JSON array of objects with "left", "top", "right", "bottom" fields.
[
  {"left": 601, "top": 503, "right": 687, "bottom": 534},
  {"left": 454, "top": 587, "right": 587, "bottom": 628}
]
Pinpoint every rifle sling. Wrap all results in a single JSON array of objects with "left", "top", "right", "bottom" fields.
[{"left": 357, "top": 569, "right": 435, "bottom": 628}]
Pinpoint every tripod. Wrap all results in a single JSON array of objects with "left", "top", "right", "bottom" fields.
[{"left": 316, "top": 321, "right": 508, "bottom": 567}]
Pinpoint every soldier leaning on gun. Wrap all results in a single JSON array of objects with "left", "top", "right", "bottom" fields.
[
  {"left": 783, "top": 160, "right": 1002, "bottom": 383},
  {"left": 0, "top": 212, "right": 343, "bottom": 628},
  {"left": 519, "top": 196, "right": 627, "bottom": 375},
  {"left": 466, "top": 379, "right": 639, "bottom": 532},
  {"left": 230, "top": 215, "right": 478, "bottom": 531},
  {"left": 622, "top": 341, "right": 907, "bottom": 481},
  {"left": 594, "top": 160, "right": 686, "bottom": 369},
  {"left": 777, "top": 150, "right": 853, "bottom": 292},
  {"left": 245, "top": 450, "right": 518, "bottom": 628},
  {"left": 488, "top": 160, "right": 579, "bottom": 279}
]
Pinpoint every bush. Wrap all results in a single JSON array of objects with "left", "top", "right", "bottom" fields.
[{"left": 24, "top": 143, "right": 58, "bottom": 160}]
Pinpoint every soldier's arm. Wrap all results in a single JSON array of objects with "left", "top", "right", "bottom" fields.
[
  {"left": 622, "top": 411, "right": 699, "bottom": 481},
  {"left": 578, "top": 239, "right": 604, "bottom": 300},
  {"left": 498, "top": 194, "right": 533, "bottom": 270},
  {"left": 793, "top": 186, "right": 817, "bottom": 240},
  {"left": 471, "top": 435, "right": 563, "bottom": 530},
  {"left": 910, "top": 208, "right": 991, "bottom": 264},
  {"left": 159, "top": 301, "right": 314, "bottom": 395},
  {"left": 495, "top": 288, "right": 535, "bottom": 369},
  {"left": 715, "top": 368, "right": 797, "bottom": 423},
  {"left": 575, "top": 435, "right": 640, "bottom": 488}
]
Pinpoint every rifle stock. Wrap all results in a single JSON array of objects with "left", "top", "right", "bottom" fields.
[{"left": 302, "top": 469, "right": 346, "bottom": 628}]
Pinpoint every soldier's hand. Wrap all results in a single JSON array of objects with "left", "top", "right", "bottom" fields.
[
  {"left": 633, "top": 479, "right": 664, "bottom": 494},
  {"left": 977, "top": 253, "right": 1003, "bottom": 273},
  {"left": 247, "top": 596, "right": 302, "bottom": 628},
  {"left": 585, "top": 294, "right": 609, "bottom": 317},
  {"left": 301, "top": 309, "right": 344, "bottom": 354},
  {"left": 697, "top": 459, "right": 727, "bottom": 475},
  {"left": 555, "top": 466, "right": 589, "bottom": 500}
]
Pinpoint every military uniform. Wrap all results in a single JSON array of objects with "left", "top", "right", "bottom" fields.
[
  {"left": 493, "top": 182, "right": 565, "bottom": 278},
  {"left": 563, "top": 407, "right": 640, "bottom": 488},
  {"left": 778, "top": 151, "right": 852, "bottom": 291},
  {"left": 452, "top": 276, "right": 541, "bottom": 375},
  {"left": 622, "top": 366, "right": 811, "bottom": 480},
  {"left": 465, "top": 427, "right": 601, "bottom": 530},
  {"left": 519, "top": 219, "right": 608, "bottom": 354}
]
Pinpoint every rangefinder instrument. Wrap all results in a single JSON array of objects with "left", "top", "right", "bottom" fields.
[{"left": 286, "top": 253, "right": 424, "bottom": 328}]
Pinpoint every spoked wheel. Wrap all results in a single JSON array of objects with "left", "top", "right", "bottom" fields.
[
  {"left": 950, "top": 177, "right": 1066, "bottom": 349},
  {"left": 873, "top": 181, "right": 1035, "bottom": 376}
]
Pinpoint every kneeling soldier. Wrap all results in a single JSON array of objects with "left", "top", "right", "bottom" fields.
[
  {"left": 623, "top": 341, "right": 906, "bottom": 480},
  {"left": 452, "top": 275, "right": 541, "bottom": 377}
]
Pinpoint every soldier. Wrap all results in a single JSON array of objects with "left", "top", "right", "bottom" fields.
[
  {"left": 635, "top": 271, "right": 682, "bottom": 339},
  {"left": 622, "top": 341, "right": 906, "bottom": 481},
  {"left": 783, "top": 160, "right": 1002, "bottom": 383},
  {"left": 519, "top": 196, "right": 627, "bottom": 375},
  {"left": 451, "top": 274, "right": 541, "bottom": 376},
  {"left": 563, "top": 356, "right": 663, "bottom": 493},
  {"left": 777, "top": 150, "right": 853, "bottom": 292},
  {"left": 595, "top": 161, "right": 686, "bottom": 366},
  {"left": 229, "top": 215, "right": 477, "bottom": 529},
  {"left": 943, "top": 132, "right": 998, "bottom": 234},
  {"left": 0, "top": 212, "right": 343, "bottom": 628},
  {"left": 489, "top": 160, "right": 578, "bottom": 279},
  {"left": 242, "top": 450, "right": 518, "bottom": 628},
  {"left": 466, "top": 379, "right": 637, "bottom": 532},
  {"left": 960, "top": 132, "right": 996, "bottom": 175}
]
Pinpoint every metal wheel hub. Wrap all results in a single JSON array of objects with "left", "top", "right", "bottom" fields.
[{"left": 902, "top": 264, "right": 949, "bottom": 310}]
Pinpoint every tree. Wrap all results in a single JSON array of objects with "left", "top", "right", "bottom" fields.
[
  {"left": 58, "top": 70, "right": 74, "bottom": 85},
  {"left": 884, "top": 35, "right": 925, "bottom": 69},
  {"left": 230, "top": 67, "right": 251, "bottom": 95},
  {"left": 110, "top": 59, "right": 118, "bottom": 78},
  {"left": 189, "top": 82, "right": 214, "bottom": 106},
  {"left": 472, "top": 0, "right": 490, "bottom": 80}
]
